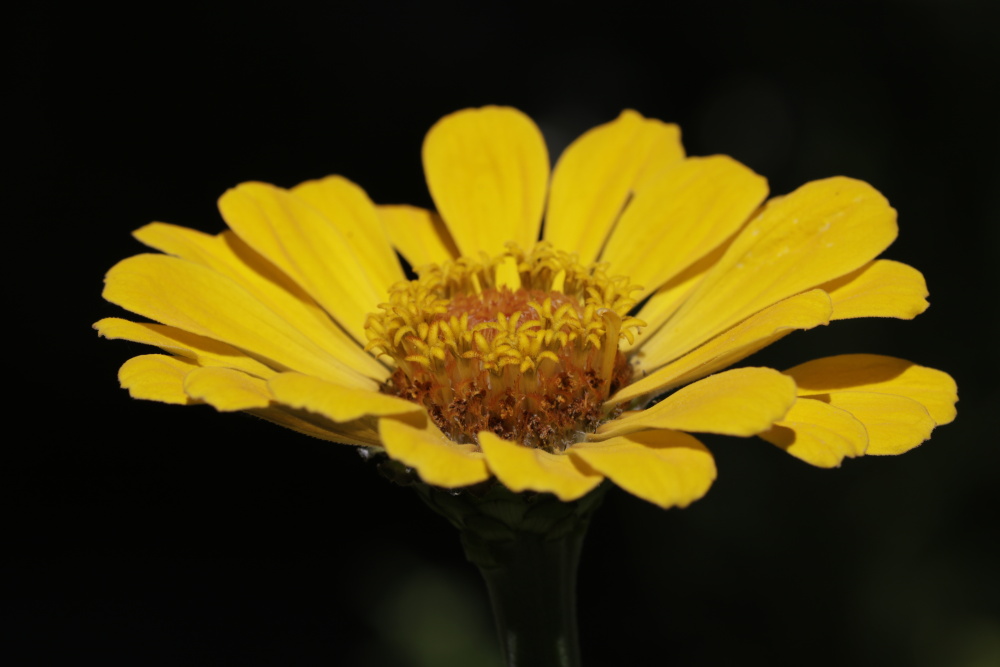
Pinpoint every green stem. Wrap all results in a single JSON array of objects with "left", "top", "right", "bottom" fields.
[
  {"left": 472, "top": 520, "right": 587, "bottom": 667},
  {"left": 410, "top": 478, "right": 606, "bottom": 667}
]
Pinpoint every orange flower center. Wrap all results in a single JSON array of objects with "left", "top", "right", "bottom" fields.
[{"left": 364, "top": 243, "right": 645, "bottom": 452}]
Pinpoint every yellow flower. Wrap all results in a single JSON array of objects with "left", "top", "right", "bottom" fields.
[{"left": 96, "top": 106, "right": 957, "bottom": 509}]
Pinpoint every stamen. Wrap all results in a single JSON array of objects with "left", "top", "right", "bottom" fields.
[
  {"left": 364, "top": 242, "right": 645, "bottom": 452},
  {"left": 495, "top": 256, "right": 522, "bottom": 291}
]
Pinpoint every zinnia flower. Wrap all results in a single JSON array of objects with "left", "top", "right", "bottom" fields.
[{"left": 96, "top": 106, "right": 957, "bottom": 508}]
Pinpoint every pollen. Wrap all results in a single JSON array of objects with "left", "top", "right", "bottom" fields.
[{"left": 364, "top": 242, "right": 646, "bottom": 452}]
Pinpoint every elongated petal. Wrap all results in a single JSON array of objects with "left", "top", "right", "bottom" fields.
[
  {"left": 217, "top": 181, "right": 388, "bottom": 342},
  {"left": 784, "top": 354, "right": 957, "bottom": 425},
  {"left": 104, "top": 254, "right": 375, "bottom": 389},
  {"left": 821, "top": 260, "right": 929, "bottom": 320},
  {"left": 597, "top": 367, "right": 796, "bottom": 439},
  {"left": 568, "top": 431, "right": 715, "bottom": 509},
  {"left": 655, "top": 177, "right": 898, "bottom": 363},
  {"left": 118, "top": 354, "right": 197, "bottom": 405},
  {"left": 184, "top": 366, "right": 272, "bottom": 411},
  {"left": 622, "top": 243, "right": 729, "bottom": 354},
  {"left": 135, "top": 222, "right": 223, "bottom": 267},
  {"left": 249, "top": 407, "right": 381, "bottom": 446},
  {"left": 96, "top": 317, "right": 276, "bottom": 379},
  {"left": 544, "top": 110, "right": 684, "bottom": 264},
  {"left": 478, "top": 432, "right": 603, "bottom": 501},
  {"left": 601, "top": 156, "right": 768, "bottom": 299},
  {"left": 759, "top": 398, "right": 868, "bottom": 468},
  {"left": 379, "top": 415, "right": 490, "bottom": 488},
  {"left": 268, "top": 372, "right": 421, "bottom": 422},
  {"left": 819, "top": 392, "right": 935, "bottom": 455},
  {"left": 117, "top": 353, "right": 377, "bottom": 447},
  {"left": 422, "top": 106, "right": 549, "bottom": 256},
  {"left": 291, "top": 175, "right": 405, "bottom": 288},
  {"left": 134, "top": 222, "right": 387, "bottom": 380},
  {"left": 614, "top": 290, "right": 832, "bottom": 405},
  {"left": 377, "top": 205, "right": 459, "bottom": 268}
]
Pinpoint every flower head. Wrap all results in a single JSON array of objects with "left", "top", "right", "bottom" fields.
[{"left": 97, "top": 107, "right": 957, "bottom": 508}]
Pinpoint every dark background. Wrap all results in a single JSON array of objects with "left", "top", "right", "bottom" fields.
[{"left": 9, "top": 2, "right": 998, "bottom": 665}]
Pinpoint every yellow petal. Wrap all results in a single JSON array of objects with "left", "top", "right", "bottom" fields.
[
  {"left": 247, "top": 406, "right": 381, "bottom": 447},
  {"left": 217, "top": 181, "right": 391, "bottom": 342},
  {"left": 819, "top": 392, "right": 935, "bottom": 455},
  {"left": 268, "top": 372, "right": 421, "bottom": 422},
  {"left": 104, "top": 254, "right": 375, "bottom": 390},
  {"left": 622, "top": 243, "right": 729, "bottom": 354},
  {"left": 249, "top": 407, "right": 380, "bottom": 446},
  {"left": 601, "top": 155, "right": 768, "bottom": 299},
  {"left": 758, "top": 398, "right": 868, "bottom": 468},
  {"left": 422, "top": 106, "right": 549, "bottom": 256},
  {"left": 96, "top": 317, "right": 276, "bottom": 379},
  {"left": 654, "top": 177, "right": 898, "bottom": 363},
  {"left": 134, "top": 222, "right": 387, "bottom": 381},
  {"left": 494, "top": 255, "right": 521, "bottom": 290},
  {"left": 784, "top": 354, "right": 957, "bottom": 425},
  {"left": 821, "top": 260, "right": 929, "bottom": 320},
  {"left": 544, "top": 110, "right": 684, "bottom": 264},
  {"left": 183, "top": 366, "right": 272, "bottom": 411},
  {"left": 478, "top": 432, "right": 603, "bottom": 501},
  {"left": 597, "top": 367, "right": 797, "bottom": 439},
  {"left": 631, "top": 121, "right": 690, "bottom": 192},
  {"left": 116, "top": 354, "right": 380, "bottom": 446},
  {"left": 377, "top": 205, "right": 459, "bottom": 268},
  {"left": 379, "top": 414, "right": 490, "bottom": 488},
  {"left": 568, "top": 431, "right": 715, "bottom": 509},
  {"left": 614, "top": 290, "right": 832, "bottom": 405},
  {"left": 118, "top": 354, "right": 197, "bottom": 405},
  {"left": 134, "top": 222, "right": 221, "bottom": 266},
  {"left": 291, "top": 175, "right": 405, "bottom": 289}
]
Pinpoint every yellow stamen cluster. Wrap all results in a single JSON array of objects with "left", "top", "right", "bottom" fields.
[{"left": 364, "top": 242, "right": 645, "bottom": 451}]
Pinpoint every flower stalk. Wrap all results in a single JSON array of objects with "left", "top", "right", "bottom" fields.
[
  {"left": 398, "top": 463, "right": 606, "bottom": 667},
  {"left": 473, "top": 516, "right": 589, "bottom": 667}
]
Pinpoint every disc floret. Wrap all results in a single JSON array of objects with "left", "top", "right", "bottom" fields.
[{"left": 364, "top": 242, "right": 645, "bottom": 451}]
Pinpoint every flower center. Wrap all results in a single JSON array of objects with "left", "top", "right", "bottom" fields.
[{"left": 364, "top": 242, "right": 645, "bottom": 452}]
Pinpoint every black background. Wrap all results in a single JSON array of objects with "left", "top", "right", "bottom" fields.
[{"left": 9, "top": 2, "right": 999, "bottom": 665}]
